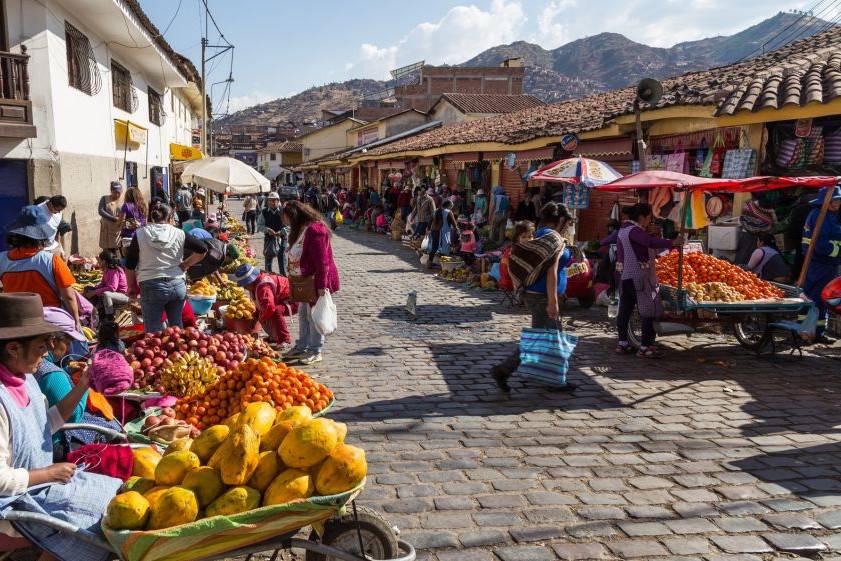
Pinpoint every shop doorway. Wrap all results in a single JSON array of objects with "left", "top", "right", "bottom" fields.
[{"left": 0, "top": 159, "right": 29, "bottom": 251}]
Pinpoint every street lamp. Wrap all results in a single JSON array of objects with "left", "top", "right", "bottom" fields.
[{"left": 209, "top": 76, "right": 234, "bottom": 156}]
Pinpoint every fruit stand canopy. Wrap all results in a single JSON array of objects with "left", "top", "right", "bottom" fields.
[
  {"left": 594, "top": 170, "right": 838, "bottom": 192},
  {"left": 181, "top": 157, "right": 271, "bottom": 194}
]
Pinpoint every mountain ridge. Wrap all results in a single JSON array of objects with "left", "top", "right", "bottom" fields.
[{"left": 215, "top": 12, "right": 832, "bottom": 128}]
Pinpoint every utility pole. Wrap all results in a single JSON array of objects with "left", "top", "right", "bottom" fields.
[{"left": 200, "top": 36, "right": 207, "bottom": 154}]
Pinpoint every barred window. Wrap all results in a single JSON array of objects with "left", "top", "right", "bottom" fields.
[
  {"left": 65, "top": 22, "right": 101, "bottom": 95},
  {"left": 148, "top": 87, "right": 164, "bottom": 126},
  {"left": 111, "top": 60, "right": 137, "bottom": 113}
]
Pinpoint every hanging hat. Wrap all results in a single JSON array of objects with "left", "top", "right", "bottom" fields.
[
  {"left": 43, "top": 307, "right": 86, "bottom": 342},
  {"left": 810, "top": 185, "right": 841, "bottom": 206},
  {"left": 0, "top": 293, "right": 60, "bottom": 340},
  {"left": 231, "top": 263, "right": 260, "bottom": 286},
  {"left": 5, "top": 204, "right": 54, "bottom": 241}
]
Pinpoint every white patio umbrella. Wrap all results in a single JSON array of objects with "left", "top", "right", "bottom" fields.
[{"left": 181, "top": 156, "right": 270, "bottom": 194}]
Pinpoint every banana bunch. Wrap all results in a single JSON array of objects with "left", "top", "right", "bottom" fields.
[
  {"left": 218, "top": 284, "right": 246, "bottom": 302},
  {"left": 226, "top": 295, "right": 256, "bottom": 320},
  {"left": 75, "top": 270, "right": 102, "bottom": 284},
  {"left": 221, "top": 255, "right": 256, "bottom": 274},
  {"left": 189, "top": 278, "right": 217, "bottom": 297},
  {"left": 160, "top": 352, "right": 219, "bottom": 398}
]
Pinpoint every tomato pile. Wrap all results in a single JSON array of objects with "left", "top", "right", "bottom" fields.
[
  {"left": 175, "top": 357, "right": 333, "bottom": 429},
  {"left": 656, "top": 251, "right": 784, "bottom": 300}
]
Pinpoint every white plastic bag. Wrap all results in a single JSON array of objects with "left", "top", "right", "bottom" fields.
[
  {"left": 312, "top": 290, "right": 337, "bottom": 336},
  {"left": 420, "top": 234, "right": 430, "bottom": 251}
]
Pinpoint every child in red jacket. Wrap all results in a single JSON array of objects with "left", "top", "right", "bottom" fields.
[{"left": 232, "top": 264, "right": 297, "bottom": 346}]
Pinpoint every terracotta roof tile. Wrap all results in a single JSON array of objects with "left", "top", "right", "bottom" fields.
[
  {"left": 437, "top": 93, "right": 545, "bottom": 114},
  {"left": 260, "top": 140, "right": 302, "bottom": 154}
]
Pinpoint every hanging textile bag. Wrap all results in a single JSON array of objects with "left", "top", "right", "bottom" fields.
[
  {"left": 708, "top": 133, "right": 727, "bottom": 176},
  {"left": 692, "top": 138, "right": 708, "bottom": 174},
  {"left": 789, "top": 138, "right": 807, "bottom": 169},
  {"left": 516, "top": 328, "right": 578, "bottom": 387},
  {"left": 721, "top": 149, "right": 756, "bottom": 179},
  {"left": 806, "top": 126, "right": 825, "bottom": 166},
  {"left": 824, "top": 132, "right": 841, "bottom": 164}
]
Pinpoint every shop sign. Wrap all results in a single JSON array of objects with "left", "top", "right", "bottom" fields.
[{"left": 560, "top": 133, "right": 578, "bottom": 152}]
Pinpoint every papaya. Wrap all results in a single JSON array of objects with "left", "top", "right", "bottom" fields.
[
  {"left": 279, "top": 418, "right": 340, "bottom": 468},
  {"left": 143, "top": 486, "right": 171, "bottom": 504},
  {"left": 263, "top": 469, "right": 313, "bottom": 506},
  {"left": 155, "top": 450, "right": 200, "bottom": 486},
  {"left": 122, "top": 476, "right": 156, "bottom": 495},
  {"left": 106, "top": 491, "right": 150, "bottom": 530},
  {"left": 205, "top": 486, "right": 260, "bottom": 518},
  {"left": 182, "top": 466, "right": 225, "bottom": 508},
  {"left": 164, "top": 438, "right": 193, "bottom": 456},
  {"left": 238, "top": 402, "right": 276, "bottom": 436},
  {"left": 190, "top": 425, "right": 230, "bottom": 463},
  {"left": 329, "top": 420, "right": 347, "bottom": 445},
  {"left": 260, "top": 421, "right": 293, "bottom": 452},
  {"left": 275, "top": 405, "right": 312, "bottom": 426},
  {"left": 147, "top": 487, "right": 199, "bottom": 530},
  {"left": 132, "top": 446, "right": 162, "bottom": 479},
  {"left": 247, "top": 451, "right": 280, "bottom": 492},
  {"left": 223, "top": 413, "right": 240, "bottom": 430},
  {"left": 315, "top": 445, "right": 367, "bottom": 495},
  {"left": 220, "top": 425, "right": 260, "bottom": 485}
]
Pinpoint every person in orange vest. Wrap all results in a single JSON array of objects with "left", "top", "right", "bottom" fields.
[{"left": 232, "top": 264, "right": 297, "bottom": 347}]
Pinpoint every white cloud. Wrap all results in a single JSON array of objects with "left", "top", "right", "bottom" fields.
[
  {"left": 343, "top": 0, "right": 528, "bottom": 79},
  {"left": 534, "top": 0, "right": 576, "bottom": 48},
  {"left": 223, "top": 90, "right": 275, "bottom": 114}
]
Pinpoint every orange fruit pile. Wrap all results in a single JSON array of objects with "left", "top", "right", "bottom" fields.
[
  {"left": 656, "top": 251, "right": 784, "bottom": 300},
  {"left": 176, "top": 357, "right": 333, "bottom": 429}
]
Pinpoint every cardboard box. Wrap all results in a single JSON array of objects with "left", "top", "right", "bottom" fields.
[{"left": 708, "top": 224, "right": 740, "bottom": 251}]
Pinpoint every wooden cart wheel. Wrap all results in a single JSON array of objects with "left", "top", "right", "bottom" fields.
[
  {"left": 306, "top": 505, "right": 399, "bottom": 561},
  {"left": 627, "top": 311, "right": 643, "bottom": 349}
]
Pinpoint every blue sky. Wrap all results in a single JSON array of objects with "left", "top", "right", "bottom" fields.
[{"left": 139, "top": 0, "right": 810, "bottom": 115}]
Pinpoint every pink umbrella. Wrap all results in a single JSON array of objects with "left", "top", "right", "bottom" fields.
[
  {"left": 594, "top": 170, "right": 838, "bottom": 192},
  {"left": 530, "top": 157, "right": 622, "bottom": 186}
]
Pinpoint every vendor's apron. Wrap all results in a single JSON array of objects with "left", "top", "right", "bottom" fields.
[
  {"left": 0, "top": 376, "right": 121, "bottom": 561},
  {"left": 99, "top": 199, "right": 121, "bottom": 251},
  {"left": 618, "top": 226, "right": 661, "bottom": 319}
]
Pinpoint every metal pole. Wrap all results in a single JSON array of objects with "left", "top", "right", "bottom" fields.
[
  {"left": 200, "top": 36, "right": 207, "bottom": 155},
  {"left": 797, "top": 186, "right": 836, "bottom": 288},
  {"left": 634, "top": 99, "right": 647, "bottom": 172}
]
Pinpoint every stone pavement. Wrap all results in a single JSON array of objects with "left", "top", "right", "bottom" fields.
[{"left": 247, "top": 214, "right": 841, "bottom": 561}]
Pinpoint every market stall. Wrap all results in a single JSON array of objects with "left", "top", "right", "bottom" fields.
[{"left": 595, "top": 171, "right": 838, "bottom": 350}]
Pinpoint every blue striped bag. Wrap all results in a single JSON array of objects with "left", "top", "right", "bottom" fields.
[{"left": 516, "top": 328, "right": 578, "bottom": 387}]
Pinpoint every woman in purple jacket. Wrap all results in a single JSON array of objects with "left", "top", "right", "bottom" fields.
[
  {"left": 615, "top": 203, "right": 683, "bottom": 358},
  {"left": 282, "top": 201, "right": 339, "bottom": 365}
]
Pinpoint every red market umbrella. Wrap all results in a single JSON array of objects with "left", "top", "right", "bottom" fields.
[
  {"left": 530, "top": 157, "right": 623, "bottom": 186},
  {"left": 594, "top": 170, "right": 838, "bottom": 192}
]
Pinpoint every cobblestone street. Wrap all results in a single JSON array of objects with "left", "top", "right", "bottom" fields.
[{"left": 258, "top": 221, "right": 841, "bottom": 561}]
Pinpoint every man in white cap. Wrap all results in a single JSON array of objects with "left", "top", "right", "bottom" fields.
[{"left": 262, "top": 191, "right": 287, "bottom": 275}]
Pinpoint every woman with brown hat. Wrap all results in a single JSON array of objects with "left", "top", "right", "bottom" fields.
[{"left": 0, "top": 293, "right": 121, "bottom": 561}]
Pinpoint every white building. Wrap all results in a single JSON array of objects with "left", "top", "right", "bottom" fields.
[
  {"left": 256, "top": 141, "right": 303, "bottom": 182},
  {"left": 0, "top": 0, "right": 204, "bottom": 253}
]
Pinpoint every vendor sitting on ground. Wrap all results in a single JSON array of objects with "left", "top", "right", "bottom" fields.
[
  {"left": 742, "top": 233, "right": 790, "bottom": 283},
  {"left": 38, "top": 307, "right": 122, "bottom": 449},
  {"left": 83, "top": 250, "right": 129, "bottom": 319},
  {"left": 232, "top": 264, "right": 297, "bottom": 348},
  {"left": 0, "top": 292, "right": 122, "bottom": 561}
]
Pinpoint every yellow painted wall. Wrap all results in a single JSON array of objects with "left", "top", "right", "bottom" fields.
[{"left": 302, "top": 120, "right": 359, "bottom": 162}]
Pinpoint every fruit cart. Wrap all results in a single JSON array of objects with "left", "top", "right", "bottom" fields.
[
  {"left": 2, "top": 491, "right": 415, "bottom": 561},
  {"left": 595, "top": 171, "right": 838, "bottom": 351}
]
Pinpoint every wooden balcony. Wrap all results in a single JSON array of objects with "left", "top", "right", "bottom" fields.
[{"left": 0, "top": 46, "right": 36, "bottom": 138}]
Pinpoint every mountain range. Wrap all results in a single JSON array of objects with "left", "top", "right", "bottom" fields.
[{"left": 215, "top": 12, "right": 831, "bottom": 128}]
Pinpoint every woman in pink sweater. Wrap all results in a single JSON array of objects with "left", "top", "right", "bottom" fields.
[
  {"left": 283, "top": 201, "right": 339, "bottom": 365},
  {"left": 83, "top": 250, "right": 129, "bottom": 318}
]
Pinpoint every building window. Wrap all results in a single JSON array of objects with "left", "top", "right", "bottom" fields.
[
  {"left": 270, "top": 153, "right": 277, "bottom": 161},
  {"left": 65, "top": 22, "right": 101, "bottom": 95},
  {"left": 111, "top": 60, "right": 137, "bottom": 112},
  {"left": 148, "top": 87, "right": 164, "bottom": 126}
]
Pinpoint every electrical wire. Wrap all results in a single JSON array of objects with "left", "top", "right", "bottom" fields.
[
  {"left": 737, "top": 0, "right": 830, "bottom": 61},
  {"left": 762, "top": 0, "right": 841, "bottom": 52}
]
